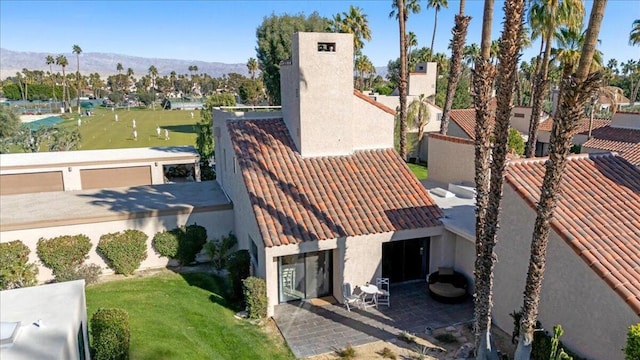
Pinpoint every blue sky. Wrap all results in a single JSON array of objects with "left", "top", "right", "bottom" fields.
[{"left": 1, "top": 1, "right": 638, "bottom": 67}]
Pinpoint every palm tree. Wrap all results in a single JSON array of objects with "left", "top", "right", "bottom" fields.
[
  {"left": 389, "top": 0, "right": 421, "bottom": 20},
  {"left": 440, "top": 0, "right": 471, "bottom": 134},
  {"left": 127, "top": 68, "right": 134, "bottom": 89},
  {"left": 46, "top": 55, "right": 57, "bottom": 102},
  {"left": 630, "top": 19, "right": 640, "bottom": 46},
  {"left": 407, "top": 94, "right": 431, "bottom": 158},
  {"left": 396, "top": 0, "right": 409, "bottom": 160},
  {"left": 149, "top": 65, "right": 158, "bottom": 110},
  {"left": 56, "top": 55, "right": 69, "bottom": 111},
  {"left": 116, "top": 63, "right": 123, "bottom": 75},
  {"left": 330, "top": 5, "right": 372, "bottom": 58},
  {"left": 552, "top": 27, "right": 603, "bottom": 77},
  {"left": 170, "top": 71, "right": 177, "bottom": 93},
  {"left": 463, "top": 43, "right": 480, "bottom": 67},
  {"left": 514, "top": 1, "right": 607, "bottom": 358},
  {"left": 426, "top": 0, "right": 449, "bottom": 60},
  {"left": 247, "top": 57, "right": 259, "bottom": 80},
  {"left": 524, "top": 0, "right": 585, "bottom": 158},
  {"left": 72, "top": 45, "right": 82, "bottom": 113},
  {"left": 406, "top": 31, "right": 418, "bottom": 67},
  {"left": 471, "top": 0, "right": 497, "bottom": 356}
]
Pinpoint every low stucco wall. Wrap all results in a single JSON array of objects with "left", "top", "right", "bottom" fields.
[
  {"left": 1, "top": 209, "right": 234, "bottom": 282},
  {"left": 428, "top": 135, "right": 475, "bottom": 184},
  {"left": 493, "top": 186, "right": 637, "bottom": 360}
]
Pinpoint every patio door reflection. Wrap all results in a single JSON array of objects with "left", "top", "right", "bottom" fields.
[{"left": 279, "top": 251, "right": 332, "bottom": 302}]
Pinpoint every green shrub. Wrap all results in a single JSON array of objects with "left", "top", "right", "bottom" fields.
[
  {"left": 98, "top": 230, "right": 148, "bottom": 275},
  {"left": 434, "top": 333, "right": 458, "bottom": 344},
  {"left": 204, "top": 233, "right": 237, "bottom": 270},
  {"left": 510, "top": 310, "right": 585, "bottom": 360},
  {"left": 398, "top": 330, "right": 416, "bottom": 344},
  {"left": 227, "top": 250, "right": 250, "bottom": 300},
  {"left": 336, "top": 343, "right": 356, "bottom": 359},
  {"left": 91, "top": 308, "right": 130, "bottom": 360},
  {"left": 56, "top": 263, "right": 102, "bottom": 285},
  {"left": 625, "top": 323, "right": 640, "bottom": 360},
  {"left": 36, "top": 234, "right": 92, "bottom": 278},
  {"left": 0, "top": 240, "right": 38, "bottom": 290},
  {"left": 243, "top": 277, "right": 267, "bottom": 319},
  {"left": 152, "top": 224, "right": 207, "bottom": 266},
  {"left": 508, "top": 128, "right": 525, "bottom": 156}
]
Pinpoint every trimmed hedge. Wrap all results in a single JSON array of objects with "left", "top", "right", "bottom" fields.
[
  {"left": 626, "top": 323, "right": 640, "bottom": 360},
  {"left": 0, "top": 240, "right": 38, "bottom": 290},
  {"left": 227, "top": 250, "right": 251, "bottom": 300},
  {"left": 98, "top": 230, "right": 148, "bottom": 275},
  {"left": 243, "top": 277, "right": 267, "bottom": 319},
  {"left": 91, "top": 308, "right": 130, "bottom": 360},
  {"left": 152, "top": 224, "right": 207, "bottom": 266},
  {"left": 37, "top": 234, "right": 92, "bottom": 277}
]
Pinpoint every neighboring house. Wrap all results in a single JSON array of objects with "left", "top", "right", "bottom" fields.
[
  {"left": 493, "top": 153, "right": 640, "bottom": 360},
  {"left": 214, "top": 32, "right": 446, "bottom": 316},
  {"left": 536, "top": 116, "right": 611, "bottom": 156},
  {"left": 0, "top": 146, "right": 200, "bottom": 195},
  {"left": 0, "top": 280, "right": 90, "bottom": 360},
  {"left": 364, "top": 62, "right": 443, "bottom": 162},
  {"left": 581, "top": 112, "right": 640, "bottom": 167}
]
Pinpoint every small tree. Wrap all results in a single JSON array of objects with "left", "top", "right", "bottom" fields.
[
  {"left": 0, "top": 240, "right": 38, "bottom": 290},
  {"left": 204, "top": 233, "right": 237, "bottom": 270},
  {"left": 508, "top": 128, "right": 526, "bottom": 156}
]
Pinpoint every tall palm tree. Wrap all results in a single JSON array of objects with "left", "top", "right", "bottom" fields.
[
  {"left": 46, "top": 55, "right": 57, "bottom": 102},
  {"left": 116, "top": 63, "right": 124, "bottom": 91},
  {"left": 56, "top": 55, "right": 69, "bottom": 112},
  {"left": 341, "top": 5, "right": 372, "bottom": 56},
  {"left": 170, "top": 71, "right": 177, "bottom": 93},
  {"left": 247, "top": 57, "right": 259, "bottom": 80},
  {"left": 471, "top": 0, "right": 497, "bottom": 356},
  {"left": 149, "top": 65, "right": 158, "bottom": 110},
  {"left": 407, "top": 94, "right": 431, "bottom": 158},
  {"left": 630, "top": 19, "right": 640, "bottom": 46},
  {"left": 406, "top": 31, "right": 418, "bottom": 67},
  {"left": 463, "top": 43, "right": 480, "bottom": 67},
  {"left": 427, "top": 0, "right": 449, "bottom": 59},
  {"left": 389, "top": 0, "right": 421, "bottom": 20},
  {"left": 72, "top": 45, "right": 82, "bottom": 114},
  {"left": 524, "top": 0, "right": 585, "bottom": 158},
  {"left": 514, "top": 1, "right": 608, "bottom": 358},
  {"left": 126, "top": 68, "right": 134, "bottom": 89},
  {"left": 440, "top": 0, "right": 471, "bottom": 134},
  {"left": 116, "top": 63, "right": 123, "bottom": 75},
  {"left": 397, "top": 0, "right": 409, "bottom": 159}
]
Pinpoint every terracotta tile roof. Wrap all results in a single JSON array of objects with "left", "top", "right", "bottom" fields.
[
  {"left": 449, "top": 109, "right": 488, "bottom": 139},
  {"left": 227, "top": 118, "right": 443, "bottom": 247},
  {"left": 353, "top": 90, "right": 396, "bottom": 115},
  {"left": 537, "top": 117, "right": 611, "bottom": 133},
  {"left": 428, "top": 133, "right": 475, "bottom": 145},
  {"left": 582, "top": 126, "right": 640, "bottom": 166},
  {"left": 505, "top": 153, "right": 640, "bottom": 315}
]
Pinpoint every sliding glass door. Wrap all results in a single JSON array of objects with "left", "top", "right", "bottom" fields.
[{"left": 279, "top": 251, "right": 332, "bottom": 302}]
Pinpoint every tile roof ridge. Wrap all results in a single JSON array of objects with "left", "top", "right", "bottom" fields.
[
  {"left": 508, "top": 152, "right": 620, "bottom": 167},
  {"left": 353, "top": 90, "right": 396, "bottom": 115}
]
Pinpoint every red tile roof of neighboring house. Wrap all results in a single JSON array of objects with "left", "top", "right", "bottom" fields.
[
  {"left": 505, "top": 153, "right": 640, "bottom": 315},
  {"left": 582, "top": 126, "right": 640, "bottom": 166},
  {"left": 537, "top": 117, "right": 611, "bottom": 133},
  {"left": 449, "top": 109, "right": 487, "bottom": 139},
  {"left": 227, "top": 118, "right": 443, "bottom": 247},
  {"left": 428, "top": 133, "right": 475, "bottom": 145},
  {"left": 353, "top": 91, "right": 396, "bottom": 115}
]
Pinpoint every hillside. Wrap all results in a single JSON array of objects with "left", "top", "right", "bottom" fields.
[{"left": 0, "top": 48, "right": 249, "bottom": 79}]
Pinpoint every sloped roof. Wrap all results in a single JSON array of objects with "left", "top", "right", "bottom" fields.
[
  {"left": 227, "top": 118, "right": 443, "bottom": 247},
  {"left": 353, "top": 90, "right": 396, "bottom": 115},
  {"left": 582, "top": 126, "right": 640, "bottom": 166},
  {"left": 449, "top": 109, "right": 488, "bottom": 139},
  {"left": 537, "top": 117, "right": 611, "bottom": 133},
  {"left": 505, "top": 153, "right": 640, "bottom": 315}
]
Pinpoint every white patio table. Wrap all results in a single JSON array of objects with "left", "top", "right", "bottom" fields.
[{"left": 359, "top": 284, "right": 380, "bottom": 309}]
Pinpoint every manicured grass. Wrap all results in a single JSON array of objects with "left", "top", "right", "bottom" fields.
[
  {"left": 62, "top": 107, "right": 200, "bottom": 150},
  {"left": 86, "top": 271, "right": 294, "bottom": 360},
  {"left": 407, "top": 163, "right": 428, "bottom": 180}
]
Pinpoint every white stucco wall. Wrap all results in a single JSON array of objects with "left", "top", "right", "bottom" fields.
[
  {"left": 447, "top": 122, "right": 472, "bottom": 139},
  {"left": 611, "top": 112, "right": 640, "bottom": 130},
  {"left": 510, "top": 107, "right": 534, "bottom": 135},
  {"left": 408, "top": 63, "right": 437, "bottom": 98},
  {"left": 493, "top": 186, "right": 637, "bottom": 360},
  {"left": 352, "top": 95, "right": 394, "bottom": 150},
  {"left": 428, "top": 136, "right": 475, "bottom": 184},
  {"left": 1, "top": 208, "right": 234, "bottom": 282}
]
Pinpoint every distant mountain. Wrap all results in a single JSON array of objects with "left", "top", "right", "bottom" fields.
[{"left": 0, "top": 48, "right": 249, "bottom": 79}]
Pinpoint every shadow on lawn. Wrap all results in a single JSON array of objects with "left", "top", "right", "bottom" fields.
[
  {"left": 175, "top": 271, "right": 243, "bottom": 311},
  {"left": 163, "top": 124, "right": 197, "bottom": 134}
]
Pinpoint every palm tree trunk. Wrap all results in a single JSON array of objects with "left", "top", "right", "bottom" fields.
[
  {"left": 472, "top": 0, "right": 497, "bottom": 357},
  {"left": 440, "top": 10, "right": 471, "bottom": 134},
  {"left": 430, "top": 10, "right": 438, "bottom": 59},
  {"left": 524, "top": 35, "right": 552, "bottom": 158},
  {"left": 514, "top": 1, "right": 607, "bottom": 358},
  {"left": 398, "top": 0, "right": 408, "bottom": 159}
]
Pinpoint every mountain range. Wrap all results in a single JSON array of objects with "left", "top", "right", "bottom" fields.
[{"left": 1, "top": 48, "right": 389, "bottom": 81}]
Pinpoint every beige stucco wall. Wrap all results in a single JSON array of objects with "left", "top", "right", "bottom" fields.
[
  {"left": 352, "top": 96, "right": 394, "bottom": 150},
  {"left": 428, "top": 136, "right": 475, "bottom": 184},
  {"left": 447, "top": 122, "right": 471, "bottom": 140},
  {"left": 493, "top": 186, "right": 637, "bottom": 360},
  {"left": 611, "top": 112, "right": 640, "bottom": 130},
  {"left": 1, "top": 208, "right": 234, "bottom": 282},
  {"left": 510, "top": 107, "right": 533, "bottom": 135},
  {"left": 408, "top": 63, "right": 437, "bottom": 98}
]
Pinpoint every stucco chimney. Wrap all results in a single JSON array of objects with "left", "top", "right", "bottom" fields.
[{"left": 280, "top": 32, "right": 354, "bottom": 157}]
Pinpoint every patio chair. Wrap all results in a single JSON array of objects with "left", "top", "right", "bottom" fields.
[
  {"left": 342, "top": 283, "right": 362, "bottom": 312},
  {"left": 376, "top": 278, "right": 390, "bottom": 307}
]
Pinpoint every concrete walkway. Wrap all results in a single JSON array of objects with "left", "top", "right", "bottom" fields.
[{"left": 273, "top": 282, "right": 473, "bottom": 358}]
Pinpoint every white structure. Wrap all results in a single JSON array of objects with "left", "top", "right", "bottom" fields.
[
  {"left": 214, "top": 32, "right": 445, "bottom": 316},
  {"left": 0, "top": 146, "right": 201, "bottom": 195},
  {"left": 0, "top": 280, "right": 90, "bottom": 360}
]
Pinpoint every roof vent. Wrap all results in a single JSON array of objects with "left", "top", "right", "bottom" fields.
[{"left": 1, "top": 321, "right": 22, "bottom": 348}]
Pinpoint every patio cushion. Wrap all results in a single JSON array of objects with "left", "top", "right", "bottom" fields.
[
  {"left": 429, "top": 282, "right": 466, "bottom": 298},
  {"left": 438, "top": 267, "right": 454, "bottom": 276}
]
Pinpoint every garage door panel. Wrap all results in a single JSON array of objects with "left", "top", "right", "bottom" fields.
[
  {"left": 80, "top": 166, "right": 151, "bottom": 189},
  {"left": 0, "top": 172, "right": 64, "bottom": 195}
]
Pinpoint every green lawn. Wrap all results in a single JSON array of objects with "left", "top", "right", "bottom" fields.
[
  {"left": 63, "top": 107, "right": 200, "bottom": 150},
  {"left": 407, "top": 163, "right": 428, "bottom": 180},
  {"left": 86, "top": 271, "right": 294, "bottom": 360}
]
